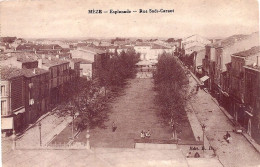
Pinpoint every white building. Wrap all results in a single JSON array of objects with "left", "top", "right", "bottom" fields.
[
  {"left": 134, "top": 43, "right": 174, "bottom": 62},
  {"left": 182, "top": 34, "right": 211, "bottom": 50}
]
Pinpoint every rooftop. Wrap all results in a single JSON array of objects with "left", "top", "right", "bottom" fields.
[
  {"left": 22, "top": 68, "right": 49, "bottom": 77},
  {"left": 233, "top": 46, "right": 260, "bottom": 57},
  {"left": 211, "top": 34, "right": 249, "bottom": 48},
  {"left": 1, "top": 66, "right": 23, "bottom": 80},
  {"left": 72, "top": 58, "right": 93, "bottom": 64},
  {"left": 78, "top": 46, "right": 106, "bottom": 54},
  {"left": 135, "top": 42, "right": 151, "bottom": 47},
  {"left": 41, "top": 56, "right": 69, "bottom": 67},
  {"left": 1, "top": 66, "right": 49, "bottom": 80},
  {"left": 244, "top": 64, "right": 260, "bottom": 72},
  {"left": 151, "top": 43, "right": 171, "bottom": 49},
  {"left": 11, "top": 52, "right": 38, "bottom": 62},
  {"left": 118, "top": 45, "right": 133, "bottom": 49}
]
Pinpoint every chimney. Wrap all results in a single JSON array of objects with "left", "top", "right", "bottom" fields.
[
  {"left": 38, "top": 59, "right": 43, "bottom": 68},
  {"left": 33, "top": 68, "right": 36, "bottom": 74},
  {"left": 48, "top": 56, "right": 52, "bottom": 61},
  {"left": 52, "top": 45, "right": 55, "bottom": 50}
]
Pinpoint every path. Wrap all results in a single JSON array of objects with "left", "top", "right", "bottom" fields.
[
  {"left": 75, "top": 77, "right": 173, "bottom": 148},
  {"left": 188, "top": 74, "right": 260, "bottom": 167}
]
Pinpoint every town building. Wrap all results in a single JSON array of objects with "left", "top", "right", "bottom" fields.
[
  {"left": 38, "top": 55, "right": 70, "bottom": 106},
  {"left": 0, "top": 53, "right": 50, "bottom": 131},
  {"left": 228, "top": 46, "right": 260, "bottom": 134},
  {"left": 71, "top": 46, "right": 110, "bottom": 83},
  {"left": 134, "top": 43, "right": 174, "bottom": 62},
  {"left": 202, "top": 45, "right": 216, "bottom": 90},
  {"left": 181, "top": 34, "right": 211, "bottom": 50},
  {"left": 244, "top": 63, "right": 260, "bottom": 144},
  {"left": 189, "top": 49, "right": 206, "bottom": 77},
  {"left": 1, "top": 67, "right": 25, "bottom": 135},
  {"left": 214, "top": 33, "right": 259, "bottom": 100}
]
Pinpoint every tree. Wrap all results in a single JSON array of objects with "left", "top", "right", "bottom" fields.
[
  {"left": 56, "top": 77, "right": 108, "bottom": 130},
  {"left": 103, "top": 48, "right": 140, "bottom": 87},
  {"left": 153, "top": 53, "right": 189, "bottom": 125}
]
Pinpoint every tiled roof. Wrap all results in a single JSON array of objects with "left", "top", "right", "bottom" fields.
[
  {"left": 233, "top": 46, "right": 260, "bottom": 57},
  {"left": 108, "top": 46, "right": 118, "bottom": 49},
  {"left": 16, "top": 44, "right": 37, "bottom": 51},
  {"left": 212, "top": 34, "right": 249, "bottom": 48},
  {"left": 72, "top": 58, "right": 93, "bottom": 64},
  {"left": 118, "top": 45, "right": 133, "bottom": 49},
  {"left": 42, "top": 56, "right": 69, "bottom": 67},
  {"left": 38, "top": 44, "right": 62, "bottom": 50},
  {"left": 244, "top": 64, "right": 260, "bottom": 71},
  {"left": 151, "top": 43, "right": 171, "bottom": 49},
  {"left": 11, "top": 52, "right": 38, "bottom": 62},
  {"left": 21, "top": 68, "right": 49, "bottom": 78},
  {"left": 1, "top": 66, "right": 23, "bottom": 80},
  {"left": 78, "top": 46, "right": 106, "bottom": 54},
  {"left": 135, "top": 42, "right": 151, "bottom": 46},
  {"left": 1, "top": 66, "right": 49, "bottom": 80}
]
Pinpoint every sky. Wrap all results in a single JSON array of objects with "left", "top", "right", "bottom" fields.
[{"left": 0, "top": 0, "right": 259, "bottom": 39}]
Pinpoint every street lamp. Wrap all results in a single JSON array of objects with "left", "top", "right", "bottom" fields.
[
  {"left": 11, "top": 130, "right": 16, "bottom": 150},
  {"left": 38, "top": 122, "right": 42, "bottom": 146},
  {"left": 86, "top": 129, "right": 90, "bottom": 149},
  {"left": 202, "top": 124, "right": 206, "bottom": 154},
  {"left": 71, "top": 110, "right": 74, "bottom": 140}
]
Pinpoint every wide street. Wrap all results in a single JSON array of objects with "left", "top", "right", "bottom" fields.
[
  {"left": 1, "top": 72, "right": 259, "bottom": 167},
  {"left": 75, "top": 75, "right": 193, "bottom": 148}
]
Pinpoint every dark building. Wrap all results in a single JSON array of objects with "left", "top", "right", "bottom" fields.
[
  {"left": 1, "top": 67, "right": 25, "bottom": 134},
  {"left": 244, "top": 64, "right": 260, "bottom": 144}
]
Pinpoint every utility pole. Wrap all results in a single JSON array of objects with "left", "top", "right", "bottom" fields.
[
  {"left": 71, "top": 110, "right": 74, "bottom": 140},
  {"left": 38, "top": 122, "right": 42, "bottom": 146},
  {"left": 202, "top": 124, "right": 206, "bottom": 156}
]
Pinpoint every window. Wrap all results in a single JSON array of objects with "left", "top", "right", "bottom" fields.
[
  {"left": 1, "top": 85, "right": 5, "bottom": 96},
  {"left": 1, "top": 100, "right": 7, "bottom": 115}
]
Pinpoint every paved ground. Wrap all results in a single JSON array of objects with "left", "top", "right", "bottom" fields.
[
  {"left": 188, "top": 74, "right": 260, "bottom": 167},
  {"left": 2, "top": 74, "right": 224, "bottom": 167},
  {"left": 15, "top": 112, "right": 72, "bottom": 148},
  {"left": 75, "top": 77, "right": 174, "bottom": 148},
  {"left": 2, "top": 147, "right": 224, "bottom": 167}
]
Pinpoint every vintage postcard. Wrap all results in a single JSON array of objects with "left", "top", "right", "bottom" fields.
[{"left": 0, "top": 0, "right": 260, "bottom": 166}]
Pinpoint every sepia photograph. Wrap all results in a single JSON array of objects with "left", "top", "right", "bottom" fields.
[{"left": 0, "top": 0, "right": 260, "bottom": 166}]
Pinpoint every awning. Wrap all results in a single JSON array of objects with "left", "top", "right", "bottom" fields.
[
  {"left": 14, "top": 108, "right": 26, "bottom": 115},
  {"left": 221, "top": 90, "right": 229, "bottom": 97},
  {"left": 200, "top": 76, "right": 209, "bottom": 82},
  {"left": 245, "top": 111, "right": 253, "bottom": 117},
  {"left": 1, "top": 117, "right": 13, "bottom": 130}
]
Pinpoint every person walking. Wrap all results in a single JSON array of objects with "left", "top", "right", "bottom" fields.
[
  {"left": 141, "top": 130, "right": 145, "bottom": 138},
  {"left": 112, "top": 122, "right": 117, "bottom": 132}
]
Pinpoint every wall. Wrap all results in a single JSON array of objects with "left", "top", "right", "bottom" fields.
[{"left": 11, "top": 76, "right": 24, "bottom": 111}]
